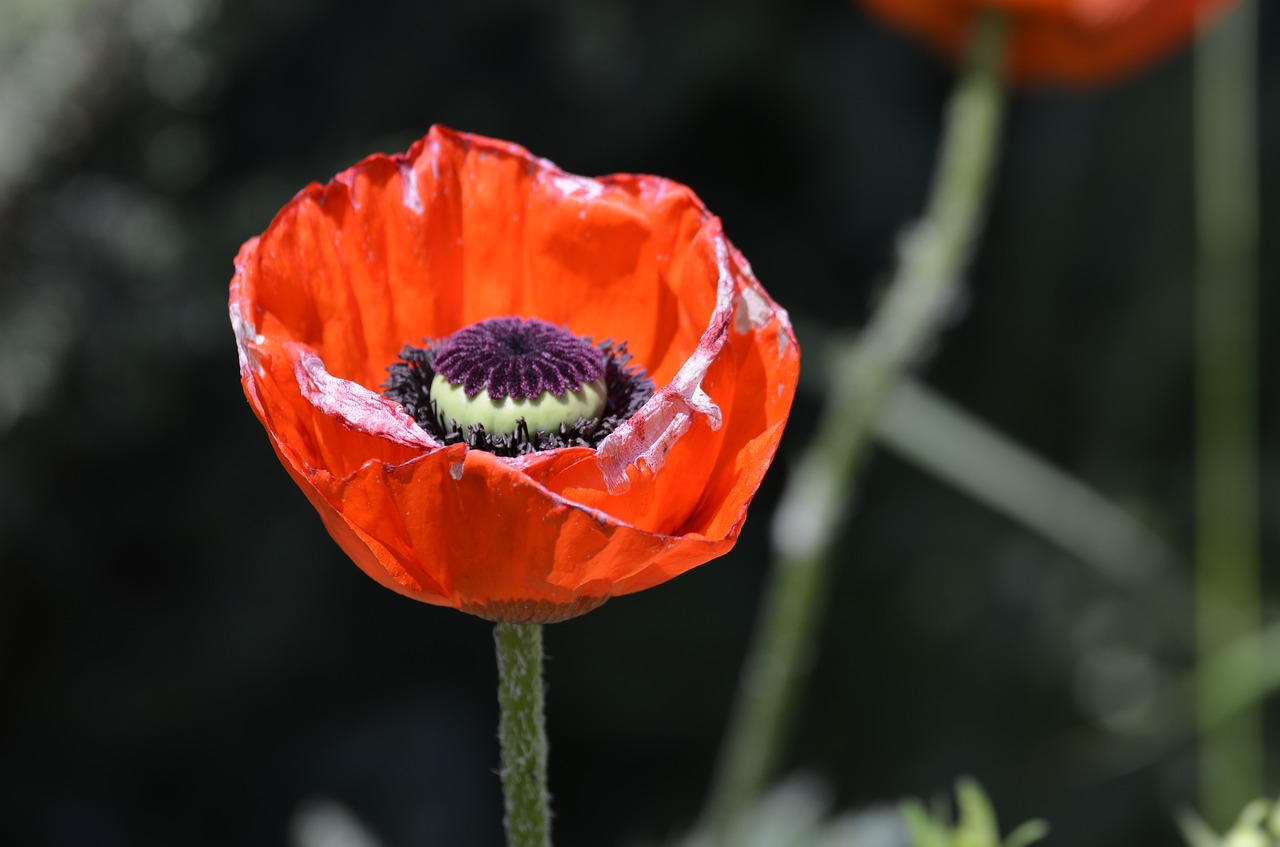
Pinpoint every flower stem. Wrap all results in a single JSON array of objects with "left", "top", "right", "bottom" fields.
[
  {"left": 701, "top": 11, "right": 1008, "bottom": 839},
  {"left": 1193, "top": 0, "right": 1262, "bottom": 828},
  {"left": 494, "top": 622, "right": 552, "bottom": 847}
]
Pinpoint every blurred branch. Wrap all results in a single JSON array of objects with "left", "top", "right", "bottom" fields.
[
  {"left": 0, "top": 0, "right": 131, "bottom": 211},
  {"left": 873, "top": 377, "right": 1190, "bottom": 647},
  {"left": 1193, "top": 0, "right": 1262, "bottom": 826},
  {"left": 792, "top": 310, "right": 1191, "bottom": 647},
  {"left": 700, "top": 11, "right": 1009, "bottom": 840},
  {"left": 1047, "top": 586, "right": 1280, "bottom": 793},
  {"left": 0, "top": 0, "right": 214, "bottom": 214},
  {"left": 1188, "top": 619, "right": 1280, "bottom": 733}
]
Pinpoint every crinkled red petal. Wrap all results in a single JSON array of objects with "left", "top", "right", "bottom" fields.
[
  {"left": 859, "top": 0, "right": 1237, "bottom": 85},
  {"left": 230, "top": 125, "right": 800, "bottom": 623}
]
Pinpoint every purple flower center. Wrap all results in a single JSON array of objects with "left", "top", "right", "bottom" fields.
[
  {"left": 433, "top": 317, "right": 605, "bottom": 399},
  {"left": 382, "top": 319, "right": 654, "bottom": 457}
]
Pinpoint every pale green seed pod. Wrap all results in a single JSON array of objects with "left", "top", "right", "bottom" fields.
[{"left": 431, "top": 372, "right": 607, "bottom": 439}]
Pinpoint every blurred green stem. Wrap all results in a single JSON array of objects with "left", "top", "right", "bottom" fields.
[
  {"left": 700, "top": 11, "right": 1008, "bottom": 839},
  {"left": 790, "top": 322, "right": 1190, "bottom": 647},
  {"left": 873, "top": 377, "right": 1189, "bottom": 646},
  {"left": 1194, "top": 0, "right": 1262, "bottom": 827},
  {"left": 495, "top": 622, "right": 552, "bottom": 847},
  {"left": 1081, "top": 609, "right": 1280, "bottom": 788}
]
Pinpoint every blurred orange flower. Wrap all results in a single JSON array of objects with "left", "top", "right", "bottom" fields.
[
  {"left": 230, "top": 126, "right": 799, "bottom": 623},
  {"left": 858, "top": 0, "right": 1236, "bottom": 84}
]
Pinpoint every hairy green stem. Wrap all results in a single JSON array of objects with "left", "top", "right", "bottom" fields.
[
  {"left": 1193, "top": 0, "right": 1262, "bottom": 827},
  {"left": 700, "top": 11, "right": 1008, "bottom": 839},
  {"left": 495, "top": 622, "right": 551, "bottom": 847}
]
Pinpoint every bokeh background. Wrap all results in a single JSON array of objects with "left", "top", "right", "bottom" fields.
[{"left": 1, "top": 0, "right": 1276, "bottom": 845}]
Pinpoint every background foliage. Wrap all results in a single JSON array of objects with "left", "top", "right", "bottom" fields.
[{"left": 0, "top": 1, "right": 1276, "bottom": 845}]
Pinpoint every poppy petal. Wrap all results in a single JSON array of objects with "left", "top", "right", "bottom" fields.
[
  {"left": 858, "top": 0, "right": 1236, "bottom": 85},
  {"left": 596, "top": 233, "right": 736, "bottom": 493},
  {"left": 230, "top": 125, "right": 800, "bottom": 623}
]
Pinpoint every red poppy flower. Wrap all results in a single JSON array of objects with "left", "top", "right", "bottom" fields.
[
  {"left": 230, "top": 126, "right": 799, "bottom": 624},
  {"left": 858, "top": 0, "right": 1236, "bottom": 85}
]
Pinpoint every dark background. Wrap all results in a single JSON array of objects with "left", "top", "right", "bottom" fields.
[{"left": 1, "top": 0, "right": 1276, "bottom": 845}]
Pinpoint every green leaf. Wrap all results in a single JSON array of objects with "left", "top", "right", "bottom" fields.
[
  {"left": 1233, "top": 799, "right": 1273, "bottom": 832},
  {"left": 1267, "top": 799, "right": 1280, "bottom": 838},
  {"left": 955, "top": 777, "right": 1000, "bottom": 847},
  {"left": 902, "top": 799, "right": 952, "bottom": 847},
  {"left": 1176, "top": 809, "right": 1224, "bottom": 847},
  {"left": 1003, "top": 819, "right": 1050, "bottom": 847}
]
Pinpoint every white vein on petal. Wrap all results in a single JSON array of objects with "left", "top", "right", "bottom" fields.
[
  {"left": 399, "top": 160, "right": 423, "bottom": 213},
  {"left": 230, "top": 301, "right": 265, "bottom": 378},
  {"left": 291, "top": 345, "right": 440, "bottom": 451},
  {"left": 733, "top": 285, "right": 774, "bottom": 334},
  {"left": 595, "top": 232, "right": 733, "bottom": 494},
  {"left": 547, "top": 173, "right": 605, "bottom": 201},
  {"left": 777, "top": 309, "right": 793, "bottom": 355}
]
